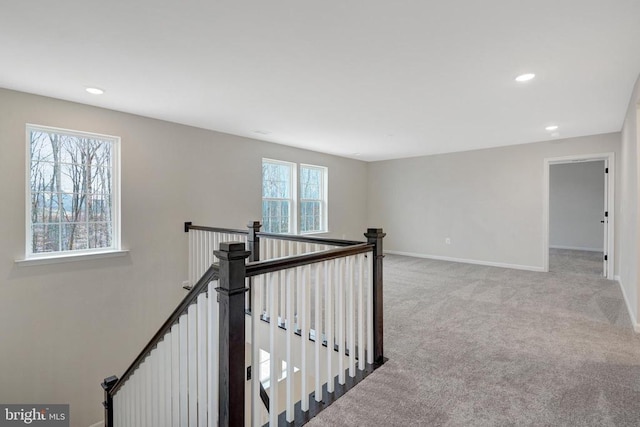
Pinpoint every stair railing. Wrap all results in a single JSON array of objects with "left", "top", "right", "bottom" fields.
[{"left": 103, "top": 223, "right": 385, "bottom": 427}]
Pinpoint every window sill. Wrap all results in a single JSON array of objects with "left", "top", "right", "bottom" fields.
[{"left": 15, "top": 250, "right": 129, "bottom": 267}]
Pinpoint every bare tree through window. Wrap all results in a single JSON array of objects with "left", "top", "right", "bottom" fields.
[{"left": 28, "top": 126, "right": 118, "bottom": 255}]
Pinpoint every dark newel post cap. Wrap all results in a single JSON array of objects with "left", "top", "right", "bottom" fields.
[
  {"left": 184, "top": 222, "right": 192, "bottom": 233},
  {"left": 247, "top": 221, "right": 262, "bottom": 230},
  {"left": 214, "top": 242, "right": 252, "bottom": 260},
  {"left": 365, "top": 228, "right": 386, "bottom": 238},
  {"left": 101, "top": 375, "right": 118, "bottom": 391}
]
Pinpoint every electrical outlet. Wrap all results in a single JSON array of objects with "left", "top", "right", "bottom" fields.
[{"left": 445, "top": 237, "right": 451, "bottom": 245}]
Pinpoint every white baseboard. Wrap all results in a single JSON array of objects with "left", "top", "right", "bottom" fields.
[
  {"left": 549, "top": 245, "right": 603, "bottom": 252},
  {"left": 615, "top": 276, "right": 640, "bottom": 333},
  {"left": 385, "top": 250, "right": 545, "bottom": 272}
]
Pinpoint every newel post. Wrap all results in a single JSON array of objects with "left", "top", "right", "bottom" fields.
[
  {"left": 247, "top": 221, "right": 262, "bottom": 262},
  {"left": 365, "top": 228, "right": 386, "bottom": 365},
  {"left": 101, "top": 375, "right": 118, "bottom": 427},
  {"left": 215, "top": 242, "right": 251, "bottom": 427}
]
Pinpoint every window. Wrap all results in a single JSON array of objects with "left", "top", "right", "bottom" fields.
[
  {"left": 261, "top": 159, "right": 327, "bottom": 234},
  {"left": 300, "top": 164, "right": 327, "bottom": 233},
  {"left": 26, "top": 125, "right": 120, "bottom": 258},
  {"left": 262, "top": 160, "right": 294, "bottom": 234}
]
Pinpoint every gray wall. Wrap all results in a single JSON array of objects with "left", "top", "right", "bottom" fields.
[
  {"left": 367, "top": 133, "right": 620, "bottom": 271},
  {"left": 619, "top": 74, "right": 640, "bottom": 327},
  {"left": 549, "top": 161, "right": 605, "bottom": 251},
  {"left": 0, "top": 88, "right": 368, "bottom": 427}
]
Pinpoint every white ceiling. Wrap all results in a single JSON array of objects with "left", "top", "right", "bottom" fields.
[{"left": 2, "top": 1, "right": 640, "bottom": 161}]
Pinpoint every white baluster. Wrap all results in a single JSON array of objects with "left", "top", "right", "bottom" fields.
[
  {"left": 157, "top": 340, "right": 165, "bottom": 427},
  {"left": 208, "top": 281, "right": 219, "bottom": 427},
  {"left": 197, "top": 293, "right": 208, "bottom": 427},
  {"left": 279, "top": 242, "right": 286, "bottom": 324},
  {"left": 133, "top": 369, "right": 140, "bottom": 427},
  {"left": 348, "top": 256, "right": 356, "bottom": 378},
  {"left": 338, "top": 257, "right": 345, "bottom": 385},
  {"left": 301, "top": 264, "right": 311, "bottom": 411},
  {"left": 113, "top": 390, "right": 120, "bottom": 427},
  {"left": 314, "top": 263, "right": 322, "bottom": 401},
  {"left": 147, "top": 354, "right": 153, "bottom": 427},
  {"left": 286, "top": 269, "right": 295, "bottom": 422},
  {"left": 268, "top": 272, "right": 279, "bottom": 425},
  {"left": 121, "top": 384, "right": 128, "bottom": 427},
  {"left": 188, "top": 304, "right": 198, "bottom": 427},
  {"left": 150, "top": 350, "right": 159, "bottom": 427},
  {"left": 197, "top": 231, "right": 202, "bottom": 281},
  {"left": 251, "top": 275, "right": 262, "bottom": 427},
  {"left": 213, "top": 232, "right": 219, "bottom": 263},
  {"left": 367, "top": 252, "right": 374, "bottom": 365},
  {"left": 179, "top": 314, "right": 189, "bottom": 426},
  {"left": 189, "top": 229, "right": 194, "bottom": 287},
  {"left": 207, "top": 231, "right": 213, "bottom": 268},
  {"left": 326, "top": 259, "right": 335, "bottom": 393},
  {"left": 171, "top": 323, "right": 180, "bottom": 427},
  {"left": 358, "top": 253, "right": 365, "bottom": 370},
  {"left": 164, "top": 332, "right": 172, "bottom": 426},
  {"left": 139, "top": 365, "right": 145, "bottom": 427}
]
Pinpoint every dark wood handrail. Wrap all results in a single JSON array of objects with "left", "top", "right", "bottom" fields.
[
  {"left": 106, "top": 224, "right": 383, "bottom": 427},
  {"left": 257, "top": 231, "right": 364, "bottom": 247},
  {"left": 246, "top": 243, "right": 373, "bottom": 277},
  {"left": 110, "top": 264, "right": 219, "bottom": 395},
  {"left": 185, "top": 221, "right": 364, "bottom": 247},
  {"left": 185, "top": 222, "right": 249, "bottom": 235}
]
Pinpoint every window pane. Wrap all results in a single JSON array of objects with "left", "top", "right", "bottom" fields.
[
  {"left": 59, "top": 135, "right": 82, "bottom": 164},
  {"left": 300, "top": 167, "right": 321, "bottom": 199},
  {"left": 89, "top": 195, "right": 112, "bottom": 222},
  {"left": 31, "top": 192, "right": 60, "bottom": 224},
  {"left": 30, "top": 131, "right": 55, "bottom": 163},
  {"left": 262, "top": 162, "right": 291, "bottom": 198},
  {"left": 31, "top": 224, "right": 60, "bottom": 253},
  {"left": 89, "top": 223, "right": 112, "bottom": 249},
  {"left": 262, "top": 200, "right": 290, "bottom": 233},
  {"left": 60, "top": 193, "right": 87, "bottom": 222},
  {"left": 300, "top": 201, "right": 321, "bottom": 232},
  {"left": 62, "top": 223, "right": 88, "bottom": 251},
  {"left": 89, "top": 167, "right": 112, "bottom": 194},
  {"left": 60, "top": 163, "right": 86, "bottom": 193},
  {"left": 28, "top": 126, "right": 117, "bottom": 255},
  {"left": 30, "top": 162, "right": 56, "bottom": 193}
]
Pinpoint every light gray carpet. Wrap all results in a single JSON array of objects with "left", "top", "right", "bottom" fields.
[
  {"left": 308, "top": 252, "right": 640, "bottom": 426},
  {"left": 549, "top": 248, "right": 604, "bottom": 277}
]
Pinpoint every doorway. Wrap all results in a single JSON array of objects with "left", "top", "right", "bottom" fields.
[{"left": 543, "top": 153, "right": 615, "bottom": 279}]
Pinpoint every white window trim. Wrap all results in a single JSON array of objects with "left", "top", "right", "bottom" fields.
[
  {"left": 262, "top": 159, "right": 329, "bottom": 235},
  {"left": 22, "top": 124, "right": 122, "bottom": 261},
  {"left": 262, "top": 158, "right": 297, "bottom": 234},
  {"left": 15, "top": 250, "right": 129, "bottom": 266},
  {"left": 299, "top": 163, "right": 328, "bottom": 234}
]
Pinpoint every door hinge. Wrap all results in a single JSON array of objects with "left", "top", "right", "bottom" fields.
[
  {"left": 605, "top": 167, "right": 609, "bottom": 173},
  {"left": 605, "top": 211, "right": 608, "bottom": 217},
  {"left": 247, "top": 366, "right": 251, "bottom": 381},
  {"left": 604, "top": 255, "right": 608, "bottom": 261}
]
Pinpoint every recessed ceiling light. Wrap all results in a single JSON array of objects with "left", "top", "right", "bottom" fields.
[
  {"left": 515, "top": 73, "right": 535, "bottom": 82},
  {"left": 545, "top": 125, "right": 559, "bottom": 131},
  {"left": 85, "top": 87, "right": 105, "bottom": 95}
]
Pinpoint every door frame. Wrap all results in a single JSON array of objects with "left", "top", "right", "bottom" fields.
[{"left": 542, "top": 152, "right": 615, "bottom": 279}]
